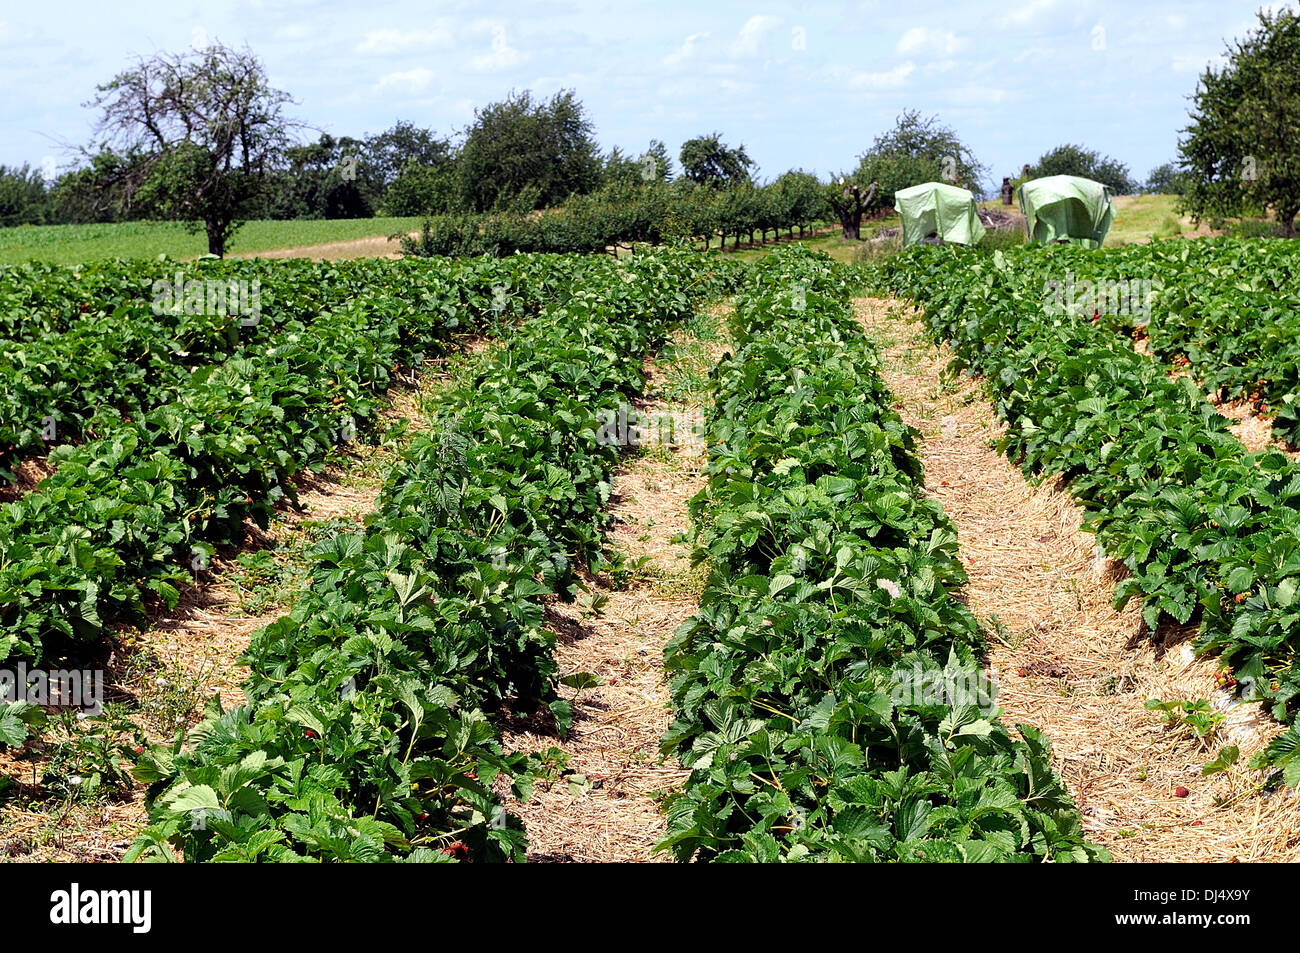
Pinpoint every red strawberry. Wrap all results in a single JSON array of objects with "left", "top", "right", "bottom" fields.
[
  {"left": 1191, "top": 819, "right": 1203, "bottom": 826},
  {"left": 443, "top": 841, "right": 469, "bottom": 860},
  {"left": 1175, "top": 785, "right": 1189, "bottom": 798},
  {"left": 305, "top": 729, "right": 317, "bottom": 739},
  {"left": 1017, "top": 668, "right": 1029, "bottom": 678}
]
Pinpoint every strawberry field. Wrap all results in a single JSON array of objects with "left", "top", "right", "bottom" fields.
[{"left": 1, "top": 236, "right": 1299, "bottom": 867}]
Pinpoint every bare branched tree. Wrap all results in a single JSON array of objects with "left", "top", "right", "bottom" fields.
[{"left": 86, "top": 44, "right": 303, "bottom": 255}]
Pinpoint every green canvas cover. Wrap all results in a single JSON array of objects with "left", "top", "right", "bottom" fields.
[
  {"left": 893, "top": 182, "right": 986, "bottom": 247},
  {"left": 1018, "top": 175, "right": 1115, "bottom": 248}
]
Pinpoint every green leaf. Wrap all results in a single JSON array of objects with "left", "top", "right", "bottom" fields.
[{"left": 1202, "top": 745, "right": 1240, "bottom": 776}]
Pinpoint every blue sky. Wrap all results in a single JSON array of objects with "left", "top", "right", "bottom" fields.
[{"left": 0, "top": 0, "right": 1288, "bottom": 190}]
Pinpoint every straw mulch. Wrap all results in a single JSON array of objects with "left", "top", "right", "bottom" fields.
[
  {"left": 0, "top": 455, "right": 55, "bottom": 504},
  {"left": 496, "top": 324, "right": 722, "bottom": 862},
  {"left": 856, "top": 295, "right": 1300, "bottom": 863},
  {"left": 1211, "top": 398, "right": 1295, "bottom": 457}
]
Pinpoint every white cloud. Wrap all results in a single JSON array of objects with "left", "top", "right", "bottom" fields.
[
  {"left": 719, "top": 77, "right": 757, "bottom": 95},
  {"left": 731, "top": 15, "right": 781, "bottom": 58},
  {"left": 663, "top": 32, "right": 708, "bottom": 68},
  {"left": 897, "top": 27, "right": 968, "bottom": 57},
  {"left": 473, "top": 24, "right": 525, "bottom": 72},
  {"left": 657, "top": 79, "right": 693, "bottom": 100},
  {"left": 847, "top": 62, "right": 915, "bottom": 90},
  {"left": 1014, "top": 46, "right": 1055, "bottom": 65},
  {"left": 1000, "top": 0, "right": 1058, "bottom": 28},
  {"left": 357, "top": 26, "right": 452, "bottom": 54},
  {"left": 375, "top": 68, "right": 435, "bottom": 93},
  {"left": 923, "top": 59, "right": 959, "bottom": 74},
  {"left": 940, "top": 84, "right": 1010, "bottom": 105}
]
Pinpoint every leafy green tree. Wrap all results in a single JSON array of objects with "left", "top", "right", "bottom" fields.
[
  {"left": 603, "top": 140, "right": 673, "bottom": 187},
  {"left": 1180, "top": 8, "right": 1300, "bottom": 235},
  {"left": 1144, "top": 161, "right": 1190, "bottom": 195},
  {"left": 1024, "top": 143, "right": 1137, "bottom": 193},
  {"left": 643, "top": 140, "right": 674, "bottom": 183},
  {"left": 773, "top": 170, "right": 827, "bottom": 238},
  {"left": 0, "top": 165, "right": 49, "bottom": 226},
  {"left": 44, "top": 152, "right": 142, "bottom": 224},
  {"left": 365, "top": 121, "right": 453, "bottom": 188},
  {"left": 85, "top": 43, "right": 303, "bottom": 255},
  {"left": 458, "top": 89, "right": 602, "bottom": 212},
  {"left": 679, "top": 134, "right": 754, "bottom": 187},
  {"left": 382, "top": 162, "right": 460, "bottom": 216},
  {"left": 853, "top": 111, "right": 986, "bottom": 214},
  {"left": 261, "top": 133, "right": 376, "bottom": 219}
]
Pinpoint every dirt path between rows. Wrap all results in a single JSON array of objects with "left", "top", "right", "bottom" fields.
[
  {"left": 498, "top": 311, "right": 726, "bottom": 862},
  {"left": 856, "top": 295, "right": 1300, "bottom": 863}
]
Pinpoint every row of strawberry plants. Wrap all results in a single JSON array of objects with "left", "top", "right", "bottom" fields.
[
  {"left": 1, "top": 256, "right": 473, "bottom": 339},
  {"left": 0, "top": 254, "right": 601, "bottom": 664},
  {"left": 990, "top": 238, "right": 1300, "bottom": 445},
  {"left": 876, "top": 245, "right": 1300, "bottom": 781},
  {"left": 126, "top": 249, "right": 737, "bottom": 862},
  {"left": 659, "top": 246, "right": 1104, "bottom": 862},
  {"left": 0, "top": 256, "right": 574, "bottom": 475}
]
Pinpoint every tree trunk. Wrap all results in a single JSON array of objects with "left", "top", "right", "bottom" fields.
[
  {"left": 1283, "top": 210, "right": 1297, "bottom": 238},
  {"left": 207, "top": 221, "right": 225, "bottom": 257}
]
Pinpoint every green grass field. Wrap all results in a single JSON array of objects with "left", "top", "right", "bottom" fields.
[
  {"left": 1106, "top": 194, "right": 1213, "bottom": 243},
  {"left": 0, "top": 217, "right": 424, "bottom": 265}
]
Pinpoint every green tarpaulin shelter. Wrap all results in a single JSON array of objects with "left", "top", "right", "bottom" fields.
[
  {"left": 1018, "top": 175, "right": 1115, "bottom": 248},
  {"left": 893, "top": 182, "right": 986, "bottom": 247}
]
